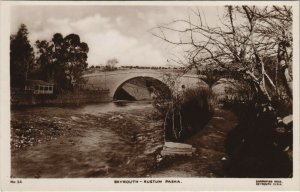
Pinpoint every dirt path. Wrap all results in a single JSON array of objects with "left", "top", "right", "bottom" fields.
[{"left": 149, "top": 108, "right": 238, "bottom": 177}]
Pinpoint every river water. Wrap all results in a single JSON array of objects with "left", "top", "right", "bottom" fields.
[
  {"left": 80, "top": 101, "right": 153, "bottom": 114},
  {"left": 11, "top": 101, "right": 165, "bottom": 178},
  {"left": 12, "top": 101, "right": 153, "bottom": 116}
]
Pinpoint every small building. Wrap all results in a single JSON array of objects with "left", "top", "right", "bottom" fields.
[{"left": 25, "top": 80, "right": 54, "bottom": 94}]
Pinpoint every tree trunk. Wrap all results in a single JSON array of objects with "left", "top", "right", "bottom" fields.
[{"left": 278, "top": 41, "right": 293, "bottom": 99}]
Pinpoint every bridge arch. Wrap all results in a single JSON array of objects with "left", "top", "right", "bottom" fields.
[{"left": 112, "top": 76, "right": 171, "bottom": 101}]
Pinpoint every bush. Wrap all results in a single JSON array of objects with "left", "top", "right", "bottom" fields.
[
  {"left": 224, "top": 101, "right": 292, "bottom": 177},
  {"left": 155, "top": 87, "right": 217, "bottom": 142},
  {"left": 271, "top": 97, "right": 292, "bottom": 117}
]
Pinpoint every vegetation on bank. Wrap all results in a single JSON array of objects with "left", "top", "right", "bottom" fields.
[
  {"left": 152, "top": 6, "right": 293, "bottom": 177},
  {"left": 164, "top": 88, "right": 216, "bottom": 142},
  {"left": 152, "top": 70, "right": 217, "bottom": 142},
  {"left": 152, "top": 5, "right": 293, "bottom": 112},
  {"left": 11, "top": 24, "right": 89, "bottom": 92}
]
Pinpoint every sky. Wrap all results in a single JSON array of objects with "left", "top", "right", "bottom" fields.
[{"left": 10, "top": 5, "right": 224, "bottom": 67}]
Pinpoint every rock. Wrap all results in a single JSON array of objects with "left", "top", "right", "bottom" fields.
[
  {"left": 275, "top": 127, "right": 286, "bottom": 134},
  {"left": 212, "top": 116, "right": 225, "bottom": 120},
  {"left": 71, "top": 116, "right": 80, "bottom": 121},
  {"left": 164, "top": 142, "right": 193, "bottom": 149},
  {"left": 108, "top": 115, "right": 123, "bottom": 121},
  {"left": 277, "top": 117, "right": 283, "bottom": 124},
  {"left": 156, "top": 154, "right": 163, "bottom": 162},
  {"left": 161, "top": 142, "right": 195, "bottom": 156},
  {"left": 161, "top": 150, "right": 194, "bottom": 156},
  {"left": 283, "top": 115, "right": 292, "bottom": 125},
  {"left": 284, "top": 146, "right": 290, "bottom": 152}
]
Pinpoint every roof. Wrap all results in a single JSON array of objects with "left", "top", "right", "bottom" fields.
[{"left": 26, "top": 80, "right": 54, "bottom": 86}]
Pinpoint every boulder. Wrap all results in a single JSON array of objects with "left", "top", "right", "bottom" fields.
[
  {"left": 161, "top": 142, "right": 196, "bottom": 156},
  {"left": 282, "top": 114, "right": 292, "bottom": 126},
  {"left": 71, "top": 116, "right": 80, "bottom": 121}
]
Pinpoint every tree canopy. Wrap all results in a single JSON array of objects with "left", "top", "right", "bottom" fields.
[
  {"left": 10, "top": 24, "right": 35, "bottom": 88},
  {"left": 10, "top": 24, "right": 90, "bottom": 92},
  {"left": 35, "top": 33, "right": 89, "bottom": 91},
  {"left": 105, "top": 58, "right": 119, "bottom": 71}
]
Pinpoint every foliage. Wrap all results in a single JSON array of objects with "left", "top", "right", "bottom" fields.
[
  {"left": 10, "top": 24, "right": 35, "bottom": 88},
  {"left": 162, "top": 88, "right": 216, "bottom": 142},
  {"left": 152, "top": 8, "right": 294, "bottom": 174},
  {"left": 180, "top": 88, "right": 216, "bottom": 135},
  {"left": 35, "top": 33, "right": 89, "bottom": 91},
  {"left": 152, "top": 72, "right": 180, "bottom": 115},
  {"left": 104, "top": 58, "right": 119, "bottom": 71},
  {"left": 153, "top": 72, "right": 216, "bottom": 141},
  {"left": 224, "top": 100, "right": 292, "bottom": 177},
  {"left": 152, "top": 6, "right": 293, "bottom": 107},
  {"left": 197, "top": 64, "right": 229, "bottom": 89}
]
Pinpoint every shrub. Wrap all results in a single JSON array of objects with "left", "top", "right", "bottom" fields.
[
  {"left": 154, "top": 87, "right": 217, "bottom": 142},
  {"left": 224, "top": 101, "right": 292, "bottom": 177}
]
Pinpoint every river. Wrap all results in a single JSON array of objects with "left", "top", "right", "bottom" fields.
[
  {"left": 81, "top": 101, "right": 153, "bottom": 114},
  {"left": 11, "top": 101, "right": 165, "bottom": 178},
  {"left": 11, "top": 101, "right": 247, "bottom": 178},
  {"left": 12, "top": 101, "right": 153, "bottom": 116}
]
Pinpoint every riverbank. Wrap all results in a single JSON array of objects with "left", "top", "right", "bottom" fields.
[
  {"left": 149, "top": 108, "right": 238, "bottom": 177},
  {"left": 11, "top": 89, "right": 110, "bottom": 107}
]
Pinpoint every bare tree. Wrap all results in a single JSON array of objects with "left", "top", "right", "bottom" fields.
[{"left": 152, "top": 6, "right": 293, "bottom": 107}]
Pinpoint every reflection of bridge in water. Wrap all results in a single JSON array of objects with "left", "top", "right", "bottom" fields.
[{"left": 82, "top": 69, "right": 208, "bottom": 100}]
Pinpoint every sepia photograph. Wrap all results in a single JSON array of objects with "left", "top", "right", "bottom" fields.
[{"left": 0, "top": 1, "right": 299, "bottom": 191}]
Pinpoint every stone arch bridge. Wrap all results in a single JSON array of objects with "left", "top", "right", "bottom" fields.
[{"left": 82, "top": 69, "right": 208, "bottom": 100}]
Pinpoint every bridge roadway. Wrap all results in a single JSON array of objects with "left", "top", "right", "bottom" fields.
[{"left": 82, "top": 69, "right": 208, "bottom": 99}]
